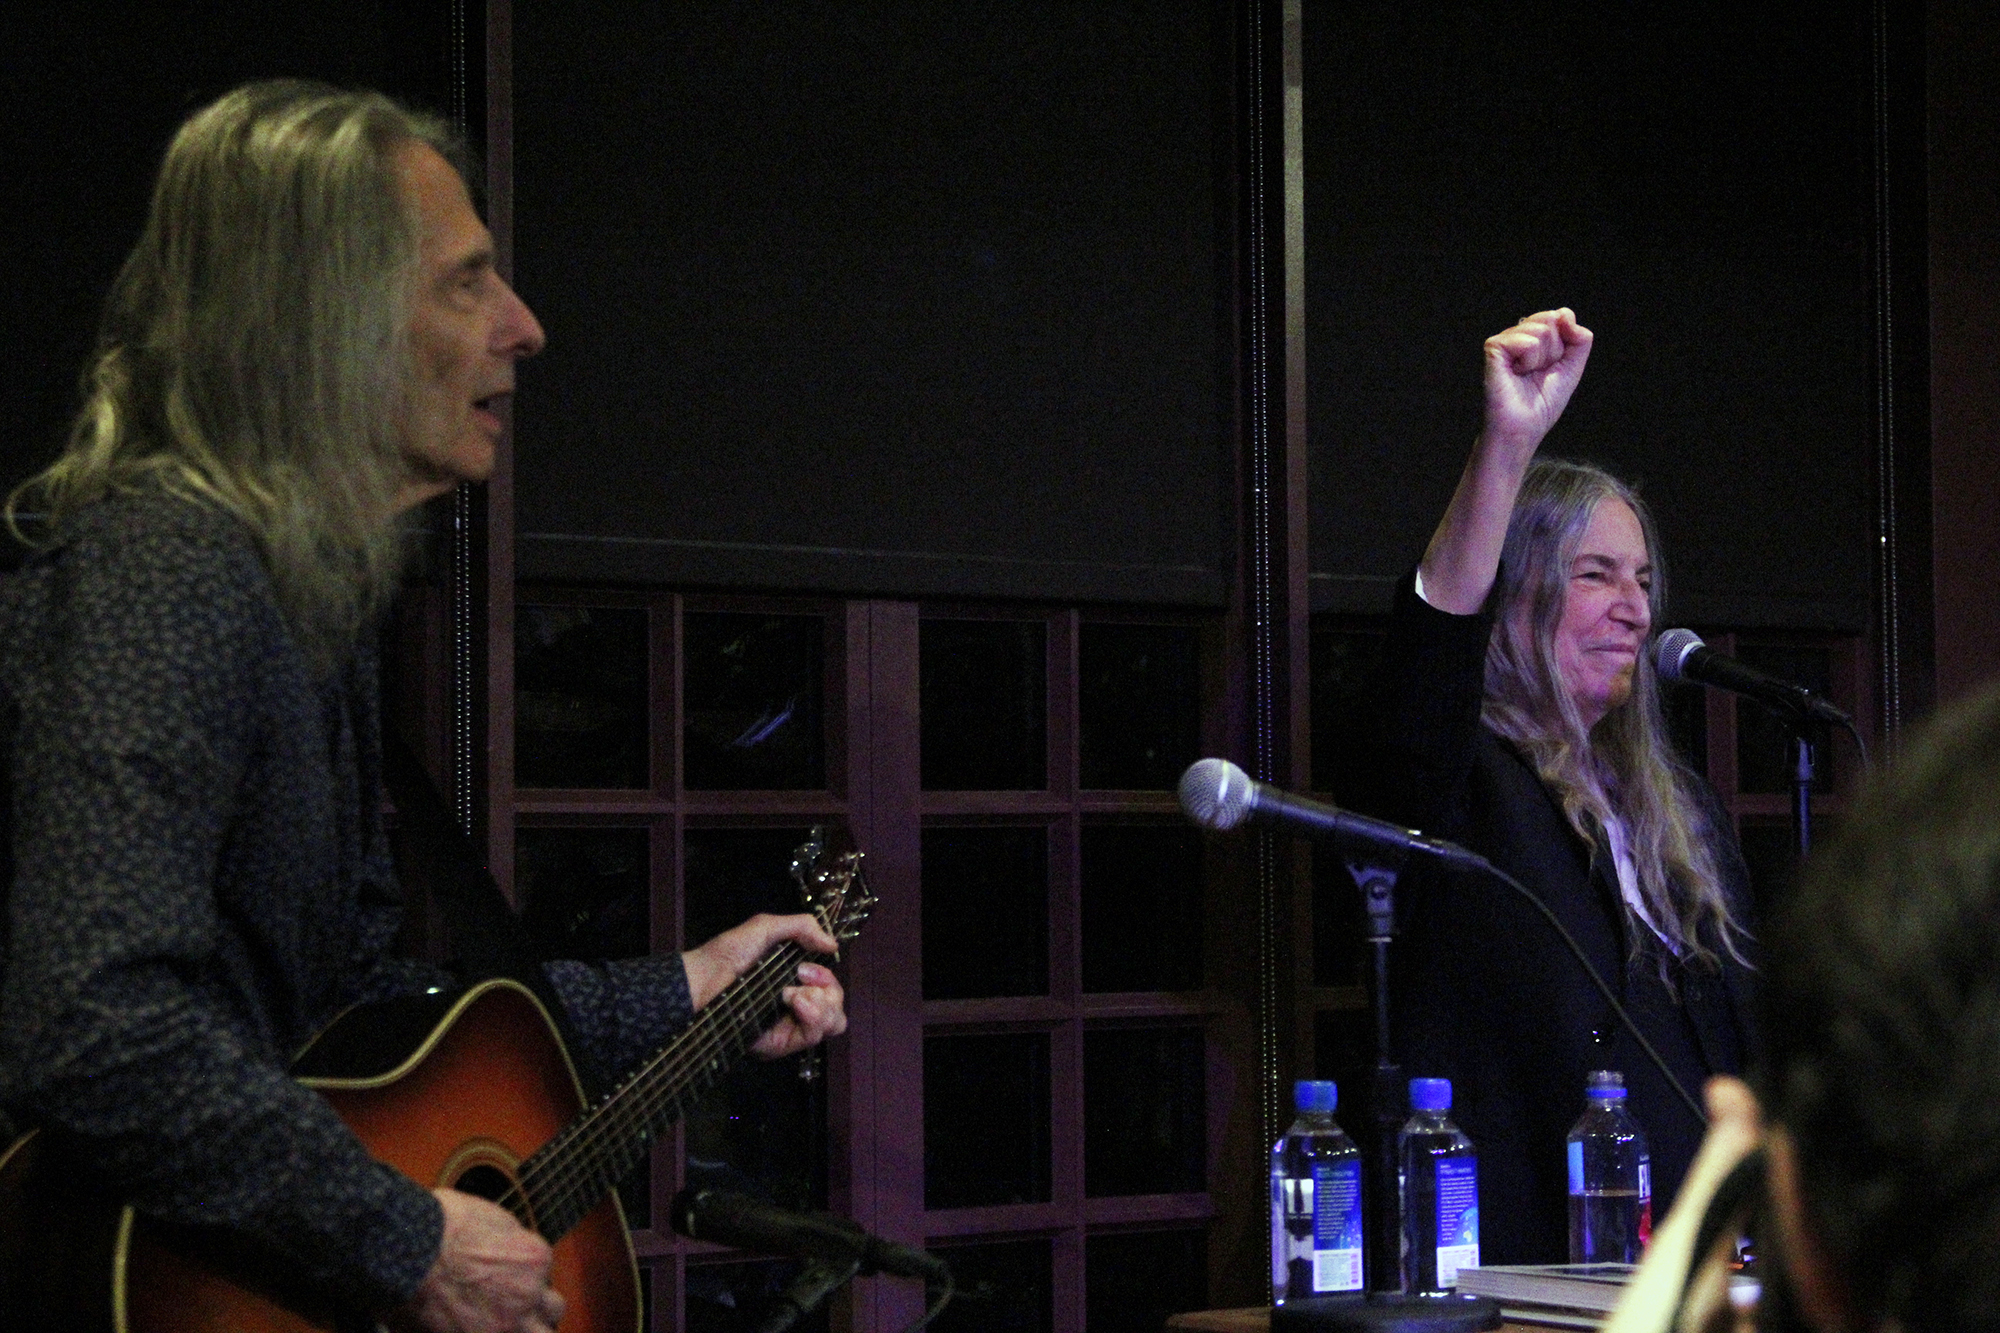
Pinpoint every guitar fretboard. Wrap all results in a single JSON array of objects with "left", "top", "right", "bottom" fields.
[{"left": 507, "top": 940, "right": 816, "bottom": 1241}]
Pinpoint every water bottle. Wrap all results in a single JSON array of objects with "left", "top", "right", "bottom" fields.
[
  {"left": 1399, "top": 1077, "right": 1478, "bottom": 1295},
  {"left": 1270, "top": 1079, "right": 1365, "bottom": 1302},
  {"left": 1567, "top": 1070, "right": 1652, "bottom": 1263}
]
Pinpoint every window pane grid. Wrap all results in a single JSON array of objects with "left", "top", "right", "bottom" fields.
[
  {"left": 512, "top": 592, "right": 848, "bottom": 1303},
  {"left": 917, "top": 608, "right": 1217, "bottom": 1281},
  {"left": 512, "top": 593, "right": 1221, "bottom": 1330},
  {"left": 516, "top": 592, "right": 661, "bottom": 794}
]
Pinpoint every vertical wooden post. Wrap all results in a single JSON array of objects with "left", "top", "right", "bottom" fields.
[
  {"left": 836, "top": 602, "right": 925, "bottom": 1333},
  {"left": 462, "top": 0, "right": 518, "bottom": 900}
]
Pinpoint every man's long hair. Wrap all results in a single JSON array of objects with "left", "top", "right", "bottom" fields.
[
  {"left": 1482, "top": 459, "right": 1746, "bottom": 969},
  {"left": 7, "top": 80, "right": 459, "bottom": 668},
  {"left": 1765, "top": 683, "right": 2000, "bottom": 1333}
]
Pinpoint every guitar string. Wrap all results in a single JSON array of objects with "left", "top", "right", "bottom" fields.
[
  {"left": 538, "top": 947, "right": 801, "bottom": 1228},
  {"left": 514, "top": 872, "right": 858, "bottom": 1221},
  {"left": 540, "top": 932, "right": 817, "bottom": 1207},
  {"left": 497, "top": 942, "right": 803, "bottom": 1232},
  {"left": 517, "top": 870, "right": 870, "bottom": 1229},
  {"left": 541, "top": 873, "right": 871, "bottom": 1216},
  {"left": 493, "top": 878, "right": 866, "bottom": 1234},
  {"left": 496, "top": 953, "right": 791, "bottom": 1233},
  {"left": 515, "top": 942, "right": 803, "bottom": 1231}
]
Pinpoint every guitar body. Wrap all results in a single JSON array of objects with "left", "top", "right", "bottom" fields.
[
  {"left": 0, "top": 835, "right": 871, "bottom": 1333},
  {"left": 0, "top": 980, "right": 639, "bottom": 1333}
]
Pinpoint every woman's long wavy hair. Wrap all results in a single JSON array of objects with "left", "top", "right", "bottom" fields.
[
  {"left": 1482, "top": 459, "right": 1747, "bottom": 971},
  {"left": 6, "top": 80, "right": 460, "bottom": 670}
]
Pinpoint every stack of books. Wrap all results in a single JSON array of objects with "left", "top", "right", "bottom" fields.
[{"left": 1452, "top": 1263, "right": 1637, "bottom": 1328}]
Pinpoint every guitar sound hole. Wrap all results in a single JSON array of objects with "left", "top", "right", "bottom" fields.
[{"left": 453, "top": 1163, "right": 516, "bottom": 1204}]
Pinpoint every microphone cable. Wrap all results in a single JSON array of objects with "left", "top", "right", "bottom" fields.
[
  {"left": 902, "top": 1269, "right": 956, "bottom": 1333},
  {"left": 1838, "top": 714, "right": 1871, "bottom": 770},
  {"left": 1473, "top": 859, "right": 1709, "bottom": 1127}
]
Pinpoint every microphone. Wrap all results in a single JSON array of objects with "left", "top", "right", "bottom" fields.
[
  {"left": 1653, "top": 629, "right": 1850, "bottom": 726},
  {"left": 670, "top": 1187, "right": 952, "bottom": 1285},
  {"left": 756, "top": 1258, "right": 863, "bottom": 1333},
  {"left": 1176, "top": 758, "right": 1489, "bottom": 872}
]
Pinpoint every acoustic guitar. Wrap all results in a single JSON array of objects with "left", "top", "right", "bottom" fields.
[{"left": 0, "top": 831, "right": 871, "bottom": 1333}]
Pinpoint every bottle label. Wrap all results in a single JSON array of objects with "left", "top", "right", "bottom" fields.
[
  {"left": 1310, "top": 1158, "right": 1364, "bottom": 1292},
  {"left": 1567, "top": 1140, "right": 1583, "bottom": 1195},
  {"left": 1638, "top": 1156, "right": 1653, "bottom": 1249},
  {"left": 1434, "top": 1157, "right": 1479, "bottom": 1288}
]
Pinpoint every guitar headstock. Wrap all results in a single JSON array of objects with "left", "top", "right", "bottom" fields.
[{"left": 790, "top": 826, "right": 875, "bottom": 958}]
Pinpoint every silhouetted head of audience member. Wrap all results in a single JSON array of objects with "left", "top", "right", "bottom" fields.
[{"left": 1762, "top": 681, "right": 2000, "bottom": 1333}]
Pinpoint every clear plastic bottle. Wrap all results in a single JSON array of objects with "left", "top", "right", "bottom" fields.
[
  {"left": 1399, "top": 1077, "right": 1478, "bottom": 1295},
  {"left": 1270, "top": 1079, "right": 1365, "bottom": 1302},
  {"left": 1567, "top": 1069, "right": 1652, "bottom": 1264}
]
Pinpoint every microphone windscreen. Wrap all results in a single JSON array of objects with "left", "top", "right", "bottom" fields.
[
  {"left": 1653, "top": 627, "right": 1705, "bottom": 683},
  {"left": 1178, "top": 758, "right": 1254, "bottom": 831}
]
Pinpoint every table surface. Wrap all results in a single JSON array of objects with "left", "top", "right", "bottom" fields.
[
  {"left": 1166, "top": 1309, "right": 1271, "bottom": 1333},
  {"left": 1167, "top": 1310, "right": 1589, "bottom": 1333}
]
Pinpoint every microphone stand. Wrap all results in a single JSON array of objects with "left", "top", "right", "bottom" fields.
[
  {"left": 1764, "top": 702, "right": 1832, "bottom": 862},
  {"left": 1790, "top": 731, "right": 1815, "bottom": 861},
  {"left": 1273, "top": 850, "right": 1499, "bottom": 1333},
  {"left": 1351, "top": 860, "right": 1408, "bottom": 1299}
]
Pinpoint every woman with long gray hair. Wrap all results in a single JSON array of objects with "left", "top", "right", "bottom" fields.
[{"left": 1360, "top": 309, "right": 1756, "bottom": 1266}]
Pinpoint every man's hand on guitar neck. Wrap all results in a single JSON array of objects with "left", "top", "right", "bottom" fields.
[
  {"left": 376, "top": 913, "right": 845, "bottom": 1333},
  {"left": 682, "top": 913, "right": 850, "bottom": 1060},
  {"left": 395, "top": 1189, "right": 565, "bottom": 1333}
]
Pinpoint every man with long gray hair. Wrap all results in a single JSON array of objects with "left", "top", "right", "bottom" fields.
[
  {"left": 0, "top": 81, "right": 846, "bottom": 1333},
  {"left": 1358, "top": 310, "right": 1757, "bottom": 1264}
]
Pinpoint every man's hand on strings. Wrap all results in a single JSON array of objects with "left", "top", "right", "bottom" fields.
[
  {"left": 681, "top": 913, "right": 847, "bottom": 1060},
  {"left": 398, "top": 1190, "right": 564, "bottom": 1333}
]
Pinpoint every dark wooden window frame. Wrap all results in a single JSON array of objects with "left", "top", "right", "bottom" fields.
[
  {"left": 491, "top": 591, "right": 1244, "bottom": 1331},
  {"left": 916, "top": 606, "right": 1228, "bottom": 1258}
]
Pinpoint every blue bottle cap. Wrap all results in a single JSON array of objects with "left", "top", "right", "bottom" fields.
[
  {"left": 1294, "top": 1080, "right": 1339, "bottom": 1113},
  {"left": 1409, "top": 1077, "right": 1452, "bottom": 1112},
  {"left": 1586, "top": 1069, "right": 1628, "bottom": 1100}
]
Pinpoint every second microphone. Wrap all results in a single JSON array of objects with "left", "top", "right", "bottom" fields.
[
  {"left": 1176, "top": 758, "right": 1488, "bottom": 872},
  {"left": 671, "top": 1187, "right": 953, "bottom": 1286}
]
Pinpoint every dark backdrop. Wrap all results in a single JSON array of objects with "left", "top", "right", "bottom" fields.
[
  {"left": 0, "top": 0, "right": 460, "bottom": 567},
  {"left": 509, "top": 0, "right": 1237, "bottom": 606},
  {"left": 2, "top": 4, "right": 1902, "bottom": 631},
  {"left": 1305, "top": 3, "right": 1880, "bottom": 632}
]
